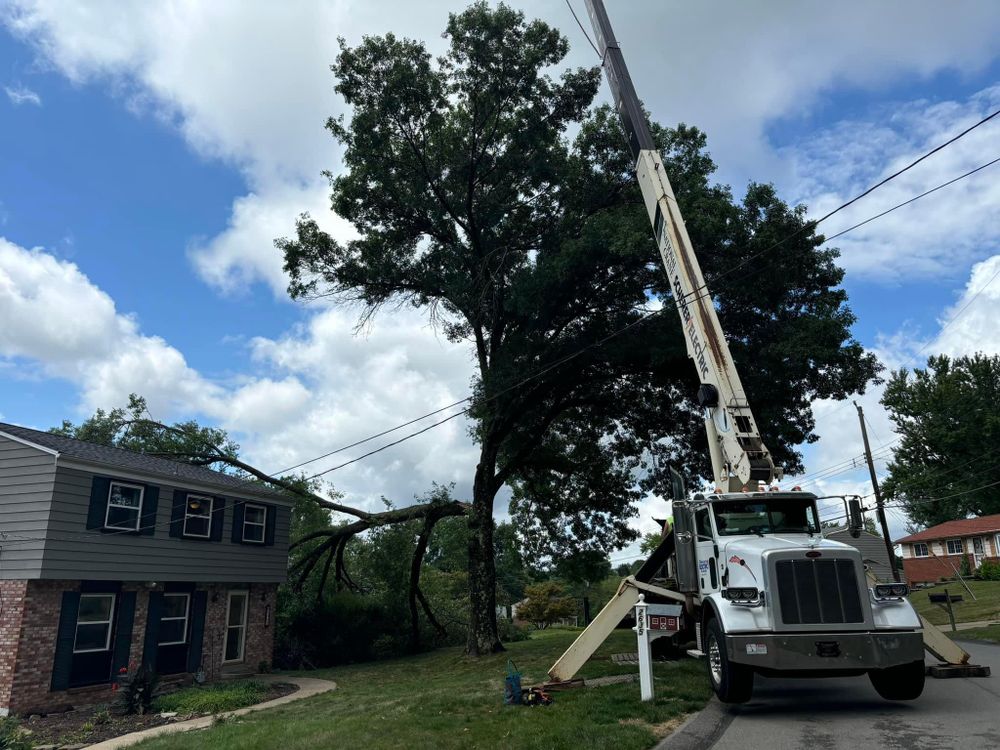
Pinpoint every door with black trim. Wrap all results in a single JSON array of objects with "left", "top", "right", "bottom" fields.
[{"left": 224, "top": 591, "right": 249, "bottom": 663}]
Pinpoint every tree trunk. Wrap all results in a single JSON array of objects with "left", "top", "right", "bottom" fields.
[{"left": 466, "top": 450, "right": 504, "bottom": 655}]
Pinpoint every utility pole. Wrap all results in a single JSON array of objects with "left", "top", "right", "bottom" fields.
[{"left": 854, "top": 402, "right": 900, "bottom": 582}]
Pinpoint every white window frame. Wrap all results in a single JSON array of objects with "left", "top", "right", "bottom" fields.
[
  {"left": 73, "top": 593, "right": 116, "bottom": 654},
  {"left": 104, "top": 481, "right": 145, "bottom": 531},
  {"left": 158, "top": 593, "right": 191, "bottom": 646},
  {"left": 945, "top": 538, "right": 964, "bottom": 555},
  {"left": 973, "top": 536, "right": 985, "bottom": 555},
  {"left": 242, "top": 504, "right": 267, "bottom": 544},
  {"left": 183, "top": 494, "right": 214, "bottom": 539},
  {"left": 913, "top": 542, "right": 929, "bottom": 558},
  {"left": 223, "top": 590, "right": 249, "bottom": 663}
]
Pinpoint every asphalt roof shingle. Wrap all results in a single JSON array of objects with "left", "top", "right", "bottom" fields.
[
  {"left": 0, "top": 422, "right": 285, "bottom": 501},
  {"left": 895, "top": 513, "right": 1000, "bottom": 544}
]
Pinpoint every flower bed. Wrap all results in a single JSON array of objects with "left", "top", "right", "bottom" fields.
[{"left": 12, "top": 681, "right": 297, "bottom": 748}]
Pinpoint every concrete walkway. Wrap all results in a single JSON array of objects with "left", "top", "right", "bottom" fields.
[
  {"left": 952, "top": 619, "right": 1000, "bottom": 631},
  {"left": 86, "top": 675, "right": 336, "bottom": 749}
]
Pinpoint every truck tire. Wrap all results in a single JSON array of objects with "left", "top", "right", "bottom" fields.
[
  {"left": 868, "top": 660, "right": 925, "bottom": 701},
  {"left": 705, "top": 617, "right": 753, "bottom": 704}
]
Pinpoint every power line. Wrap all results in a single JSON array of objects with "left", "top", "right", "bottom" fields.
[
  {"left": 268, "top": 111, "right": 1000, "bottom": 482},
  {"left": 564, "top": 0, "right": 601, "bottom": 58}
]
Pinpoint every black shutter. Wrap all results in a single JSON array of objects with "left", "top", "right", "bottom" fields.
[
  {"left": 169, "top": 490, "right": 186, "bottom": 538},
  {"left": 210, "top": 497, "right": 227, "bottom": 542},
  {"left": 140, "top": 485, "right": 160, "bottom": 536},
  {"left": 142, "top": 592, "right": 164, "bottom": 670},
  {"left": 186, "top": 591, "right": 208, "bottom": 673},
  {"left": 87, "top": 477, "right": 111, "bottom": 530},
  {"left": 51, "top": 591, "right": 81, "bottom": 691},
  {"left": 264, "top": 504, "right": 276, "bottom": 546},
  {"left": 231, "top": 502, "right": 246, "bottom": 543},
  {"left": 112, "top": 591, "right": 137, "bottom": 675}
]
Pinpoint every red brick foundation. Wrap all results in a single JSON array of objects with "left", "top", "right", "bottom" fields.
[
  {"left": 902, "top": 554, "right": 998, "bottom": 583},
  {"left": 0, "top": 580, "right": 277, "bottom": 716}
]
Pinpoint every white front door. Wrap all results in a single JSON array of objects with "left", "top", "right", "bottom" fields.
[
  {"left": 224, "top": 591, "right": 249, "bottom": 663},
  {"left": 973, "top": 537, "right": 986, "bottom": 567}
]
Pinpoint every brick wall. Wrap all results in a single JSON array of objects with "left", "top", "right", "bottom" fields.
[
  {"left": 902, "top": 553, "right": 998, "bottom": 583},
  {"left": 2, "top": 580, "right": 278, "bottom": 716},
  {"left": 0, "top": 580, "right": 29, "bottom": 716},
  {"left": 200, "top": 583, "right": 277, "bottom": 681}
]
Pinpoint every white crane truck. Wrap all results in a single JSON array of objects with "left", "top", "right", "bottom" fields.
[{"left": 548, "top": 0, "right": 925, "bottom": 703}]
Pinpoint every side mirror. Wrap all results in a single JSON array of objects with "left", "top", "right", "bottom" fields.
[{"left": 848, "top": 498, "right": 864, "bottom": 538}]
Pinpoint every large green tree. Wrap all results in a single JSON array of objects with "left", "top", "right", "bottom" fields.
[
  {"left": 278, "top": 3, "right": 878, "bottom": 653},
  {"left": 882, "top": 354, "right": 1000, "bottom": 526}
]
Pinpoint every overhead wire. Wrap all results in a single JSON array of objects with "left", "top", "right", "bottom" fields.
[{"left": 265, "top": 108, "right": 1000, "bottom": 482}]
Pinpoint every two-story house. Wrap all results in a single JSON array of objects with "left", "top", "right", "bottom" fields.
[{"left": 0, "top": 423, "right": 292, "bottom": 717}]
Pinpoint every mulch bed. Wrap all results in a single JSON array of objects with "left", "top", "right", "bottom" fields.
[{"left": 19, "top": 682, "right": 298, "bottom": 748}]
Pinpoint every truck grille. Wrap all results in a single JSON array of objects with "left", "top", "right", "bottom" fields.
[{"left": 774, "top": 559, "right": 864, "bottom": 625}]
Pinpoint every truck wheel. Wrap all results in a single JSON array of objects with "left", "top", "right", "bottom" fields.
[
  {"left": 868, "top": 660, "right": 925, "bottom": 701},
  {"left": 705, "top": 618, "right": 753, "bottom": 704}
]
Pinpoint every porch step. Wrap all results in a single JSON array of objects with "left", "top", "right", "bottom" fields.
[
  {"left": 220, "top": 667, "right": 258, "bottom": 681},
  {"left": 686, "top": 649, "right": 705, "bottom": 659}
]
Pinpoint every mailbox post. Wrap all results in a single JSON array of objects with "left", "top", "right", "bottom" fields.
[{"left": 633, "top": 594, "right": 684, "bottom": 701}]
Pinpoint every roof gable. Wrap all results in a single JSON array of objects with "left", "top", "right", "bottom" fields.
[{"left": 0, "top": 422, "right": 287, "bottom": 502}]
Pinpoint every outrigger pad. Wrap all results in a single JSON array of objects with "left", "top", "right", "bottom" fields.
[{"left": 926, "top": 663, "right": 991, "bottom": 678}]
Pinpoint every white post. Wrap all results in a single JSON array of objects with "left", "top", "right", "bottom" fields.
[{"left": 633, "top": 594, "right": 653, "bottom": 701}]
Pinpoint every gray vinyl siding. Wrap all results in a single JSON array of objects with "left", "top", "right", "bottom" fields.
[
  {"left": 40, "top": 466, "right": 291, "bottom": 583},
  {"left": 0, "top": 435, "right": 56, "bottom": 579},
  {"left": 826, "top": 528, "right": 894, "bottom": 581}
]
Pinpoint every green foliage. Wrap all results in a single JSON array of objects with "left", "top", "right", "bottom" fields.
[
  {"left": 959, "top": 554, "right": 973, "bottom": 578},
  {"left": 552, "top": 550, "right": 611, "bottom": 585},
  {"left": 0, "top": 716, "right": 31, "bottom": 750},
  {"left": 978, "top": 559, "right": 1000, "bottom": 581},
  {"left": 153, "top": 681, "right": 270, "bottom": 715},
  {"left": 640, "top": 532, "right": 663, "bottom": 555},
  {"left": 517, "top": 581, "right": 577, "bottom": 629},
  {"left": 496, "top": 617, "right": 530, "bottom": 643},
  {"left": 279, "top": 2, "right": 878, "bottom": 570},
  {"left": 51, "top": 394, "right": 239, "bottom": 465},
  {"left": 114, "top": 665, "right": 159, "bottom": 715},
  {"left": 882, "top": 354, "right": 1000, "bottom": 526}
]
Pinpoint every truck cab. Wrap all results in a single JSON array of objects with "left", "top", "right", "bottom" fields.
[{"left": 673, "top": 491, "right": 925, "bottom": 702}]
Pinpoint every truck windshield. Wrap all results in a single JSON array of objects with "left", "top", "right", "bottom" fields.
[{"left": 712, "top": 498, "right": 820, "bottom": 536}]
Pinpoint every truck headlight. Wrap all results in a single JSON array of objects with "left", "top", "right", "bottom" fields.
[
  {"left": 722, "top": 587, "right": 759, "bottom": 603},
  {"left": 873, "top": 583, "right": 909, "bottom": 600}
]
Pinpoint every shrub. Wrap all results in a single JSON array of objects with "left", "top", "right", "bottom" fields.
[
  {"left": 497, "top": 617, "right": 530, "bottom": 643},
  {"left": 114, "top": 664, "right": 159, "bottom": 715},
  {"left": 153, "top": 681, "right": 269, "bottom": 715},
  {"left": 0, "top": 716, "right": 32, "bottom": 750},
  {"left": 978, "top": 559, "right": 1000, "bottom": 581},
  {"left": 959, "top": 555, "right": 973, "bottom": 578}
]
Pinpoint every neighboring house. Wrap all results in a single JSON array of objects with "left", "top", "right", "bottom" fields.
[
  {"left": 823, "top": 526, "right": 894, "bottom": 581},
  {"left": 896, "top": 513, "right": 1000, "bottom": 583},
  {"left": 0, "top": 423, "right": 292, "bottom": 717}
]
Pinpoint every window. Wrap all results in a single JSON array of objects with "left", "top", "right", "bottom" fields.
[
  {"left": 711, "top": 498, "right": 820, "bottom": 537},
  {"left": 74, "top": 594, "right": 116, "bottom": 653},
  {"left": 946, "top": 539, "right": 964, "bottom": 555},
  {"left": 158, "top": 593, "right": 190, "bottom": 645},
  {"left": 913, "top": 542, "right": 929, "bottom": 558},
  {"left": 242, "top": 504, "right": 266, "bottom": 543},
  {"left": 183, "top": 495, "right": 214, "bottom": 538},
  {"left": 105, "top": 482, "right": 144, "bottom": 531},
  {"left": 695, "top": 508, "right": 713, "bottom": 540}
]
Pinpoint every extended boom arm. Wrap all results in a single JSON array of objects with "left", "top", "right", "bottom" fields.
[{"left": 585, "top": 0, "right": 780, "bottom": 489}]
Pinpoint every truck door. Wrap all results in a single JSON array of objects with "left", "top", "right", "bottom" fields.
[{"left": 695, "top": 507, "right": 719, "bottom": 595}]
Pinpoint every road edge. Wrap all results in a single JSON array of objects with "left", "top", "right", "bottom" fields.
[{"left": 654, "top": 697, "right": 734, "bottom": 750}]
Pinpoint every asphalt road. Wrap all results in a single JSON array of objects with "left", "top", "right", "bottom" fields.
[{"left": 683, "top": 640, "right": 999, "bottom": 750}]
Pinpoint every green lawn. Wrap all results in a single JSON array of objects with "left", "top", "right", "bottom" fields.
[
  {"left": 907, "top": 579, "right": 1000, "bottom": 626},
  {"left": 132, "top": 629, "right": 711, "bottom": 750},
  {"left": 955, "top": 625, "right": 1000, "bottom": 644}
]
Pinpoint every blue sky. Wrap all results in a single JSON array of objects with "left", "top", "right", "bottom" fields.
[{"left": 1, "top": 1, "right": 999, "bottom": 548}]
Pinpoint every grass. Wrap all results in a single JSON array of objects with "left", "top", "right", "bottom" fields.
[
  {"left": 132, "top": 628, "right": 711, "bottom": 750},
  {"left": 152, "top": 680, "right": 271, "bottom": 715},
  {"left": 907, "top": 579, "right": 1000, "bottom": 626},
  {"left": 954, "top": 625, "right": 1000, "bottom": 644}
]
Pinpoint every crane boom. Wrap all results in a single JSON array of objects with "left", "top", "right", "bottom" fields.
[{"left": 585, "top": 0, "right": 780, "bottom": 490}]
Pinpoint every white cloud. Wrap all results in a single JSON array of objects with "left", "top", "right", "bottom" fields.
[
  {"left": 0, "top": 236, "right": 477, "bottom": 512},
  {"left": 4, "top": 82, "right": 40, "bottom": 105},
  {"left": 789, "top": 86, "right": 1000, "bottom": 281}
]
